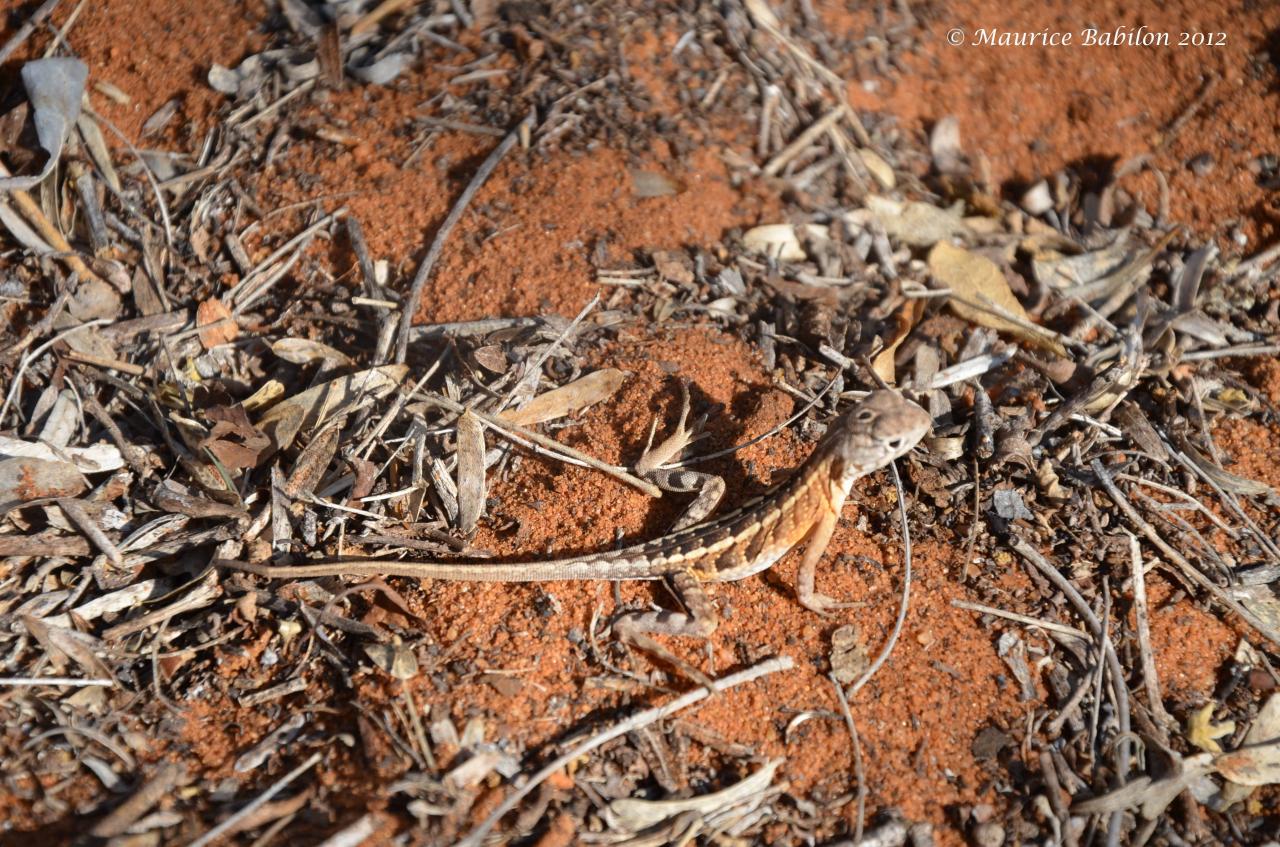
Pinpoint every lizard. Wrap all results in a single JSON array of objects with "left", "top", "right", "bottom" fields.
[{"left": 216, "top": 390, "right": 932, "bottom": 642}]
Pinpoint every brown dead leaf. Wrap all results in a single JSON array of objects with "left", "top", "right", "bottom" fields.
[
  {"left": 0, "top": 456, "right": 87, "bottom": 514},
  {"left": 283, "top": 420, "right": 342, "bottom": 498},
  {"left": 864, "top": 195, "right": 969, "bottom": 247},
  {"left": 499, "top": 369, "right": 628, "bottom": 426},
  {"left": 454, "top": 409, "right": 486, "bottom": 534},
  {"left": 1218, "top": 695, "right": 1280, "bottom": 805},
  {"left": 197, "top": 298, "right": 238, "bottom": 349},
  {"left": 201, "top": 404, "right": 271, "bottom": 470},
  {"left": 871, "top": 297, "right": 925, "bottom": 384},
  {"left": 928, "top": 241, "right": 1066, "bottom": 357},
  {"left": 1215, "top": 740, "right": 1280, "bottom": 788}
]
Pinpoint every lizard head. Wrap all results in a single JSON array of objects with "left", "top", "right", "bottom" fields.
[{"left": 829, "top": 390, "right": 932, "bottom": 482}]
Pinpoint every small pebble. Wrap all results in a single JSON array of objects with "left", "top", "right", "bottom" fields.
[
  {"left": 1020, "top": 180, "right": 1053, "bottom": 215},
  {"left": 1187, "top": 153, "right": 1214, "bottom": 176},
  {"left": 1247, "top": 154, "right": 1278, "bottom": 175},
  {"left": 971, "top": 821, "right": 1005, "bottom": 847}
]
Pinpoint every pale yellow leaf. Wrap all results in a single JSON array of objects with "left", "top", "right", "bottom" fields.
[
  {"left": 271, "top": 338, "right": 354, "bottom": 366},
  {"left": 499, "top": 369, "right": 628, "bottom": 426},
  {"left": 1187, "top": 703, "right": 1235, "bottom": 754},
  {"left": 928, "top": 241, "right": 1066, "bottom": 356},
  {"left": 865, "top": 195, "right": 968, "bottom": 247}
]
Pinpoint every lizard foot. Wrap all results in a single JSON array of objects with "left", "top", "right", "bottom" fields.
[{"left": 800, "top": 592, "right": 861, "bottom": 616}]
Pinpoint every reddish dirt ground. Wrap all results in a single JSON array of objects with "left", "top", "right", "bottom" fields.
[
  {"left": 5, "top": 0, "right": 1280, "bottom": 841},
  {"left": 834, "top": 0, "right": 1280, "bottom": 248}
]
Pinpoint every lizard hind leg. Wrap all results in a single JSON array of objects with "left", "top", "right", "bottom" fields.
[
  {"left": 612, "top": 570, "right": 718, "bottom": 640},
  {"left": 634, "top": 379, "right": 725, "bottom": 532},
  {"left": 611, "top": 570, "right": 719, "bottom": 688}
]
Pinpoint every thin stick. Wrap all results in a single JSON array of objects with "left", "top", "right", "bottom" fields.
[
  {"left": 57, "top": 498, "right": 122, "bottom": 564},
  {"left": 419, "top": 392, "right": 662, "bottom": 497},
  {"left": 1090, "top": 459, "right": 1280, "bottom": 648},
  {"left": 676, "top": 371, "right": 841, "bottom": 466},
  {"left": 453, "top": 656, "right": 794, "bottom": 847},
  {"left": 1008, "top": 536, "right": 1131, "bottom": 843},
  {"left": 185, "top": 752, "right": 322, "bottom": 847},
  {"left": 0, "top": 676, "right": 112, "bottom": 686},
  {"left": 951, "top": 599, "right": 1090, "bottom": 641},
  {"left": 0, "top": 0, "right": 61, "bottom": 64},
  {"left": 82, "top": 108, "right": 174, "bottom": 247},
  {"left": 763, "top": 105, "right": 846, "bottom": 176},
  {"left": 1179, "top": 343, "right": 1280, "bottom": 361},
  {"left": 90, "top": 763, "right": 186, "bottom": 838},
  {"left": 830, "top": 674, "right": 867, "bottom": 845},
  {"left": 0, "top": 161, "right": 102, "bottom": 283},
  {"left": 844, "top": 458, "right": 912, "bottom": 699},
  {"left": 0, "top": 317, "right": 111, "bottom": 424},
  {"left": 1127, "top": 533, "right": 1173, "bottom": 730},
  {"left": 496, "top": 292, "right": 599, "bottom": 415},
  {"left": 395, "top": 112, "right": 534, "bottom": 363}
]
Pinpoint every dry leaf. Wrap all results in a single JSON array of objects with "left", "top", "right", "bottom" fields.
[
  {"left": 272, "top": 337, "right": 353, "bottom": 366},
  {"left": 500, "top": 369, "right": 628, "bottom": 426},
  {"left": 258, "top": 364, "right": 407, "bottom": 451},
  {"left": 242, "top": 379, "right": 285, "bottom": 413},
  {"left": 1073, "top": 753, "right": 1215, "bottom": 819},
  {"left": 1218, "top": 695, "right": 1280, "bottom": 804},
  {"left": 864, "top": 195, "right": 969, "bottom": 247},
  {"left": 0, "top": 58, "right": 87, "bottom": 191},
  {"left": 1215, "top": 741, "right": 1280, "bottom": 788},
  {"left": 858, "top": 148, "right": 895, "bottom": 189},
  {"left": 870, "top": 297, "right": 925, "bottom": 384},
  {"left": 66, "top": 277, "right": 122, "bottom": 322},
  {"left": 0, "top": 456, "right": 88, "bottom": 514},
  {"left": 929, "top": 241, "right": 1066, "bottom": 356},
  {"left": 929, "top": 115, "right": 965, "bottom": 176},
  {"left": 454, "top": 409, "right": 486, "bottom": 534},
  {"left": 0, "top": 436, "right": 123, "bottom": 474},
  {"left": 196, "top": 298, "right": 238, "bottom": 349},
  {"left": 605, "top": 759, "right": 782, "bottom": 831},
  {"left": 152, "top": 479, "right": 247, "bottom": 519},
  {"left": 364, "top": 643, "right": 418, "bottom": 680},
  {"left": 202, "top": 404, "right": 271, "bottom": 470},
  {"left": 283, "top": 421, "right": 342, "bottom": 498},
  {"left": 631, "top": 169, "right": 685, "bottom": 198},
  {"left": 744, "top": 223, "right": 831, "bottom": 261}
]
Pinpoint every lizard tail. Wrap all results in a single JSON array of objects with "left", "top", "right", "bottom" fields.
[{"left": 214, "top": 555, "right": 664, "bottom": 582}]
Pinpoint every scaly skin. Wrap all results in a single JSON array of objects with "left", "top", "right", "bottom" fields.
[{"left": 217, "top": 390, "right": 932, "bottom": 634}]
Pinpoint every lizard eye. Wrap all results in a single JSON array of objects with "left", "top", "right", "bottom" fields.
[{"left": 856, "top": 409, "right": 876, "bottom": 422}]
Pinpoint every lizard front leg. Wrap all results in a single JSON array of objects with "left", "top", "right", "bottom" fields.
[{"left": 795, "top": 507, "right": 858, "bottom": 615}]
